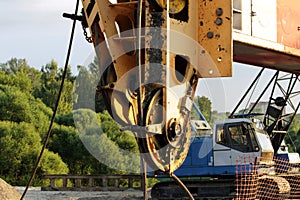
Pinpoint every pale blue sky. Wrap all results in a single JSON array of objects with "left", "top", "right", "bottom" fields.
[
  {"left": 197, "top": 64, "right": 275, "bottom": 112},
  {"left": 0, "top": 0, "right": 93, "bottom": 72},
  {"left": 0, "top": 0, "right": 277, "bottom": 112}
]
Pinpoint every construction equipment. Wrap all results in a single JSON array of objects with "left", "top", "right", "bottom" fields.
[
  {"left": 150, "top": 70, "right": 300, "bottom": 199},
  {"left": 78, "top": 0, "right": 232, "bottom": 174},
  {"left": 73, "top": 0, "right": 300, "bottom": 199}
]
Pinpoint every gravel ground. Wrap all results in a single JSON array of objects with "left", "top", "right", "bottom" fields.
[{"left": 16, "top": 187, "right": 147, "bottom": 200}]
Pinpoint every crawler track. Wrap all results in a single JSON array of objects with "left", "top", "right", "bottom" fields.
[
  {"left": 151, "top": 179, "right": 236, "bottom": 200},
  {"left": 151, "top": 174, "right": 300, "bottom": 200}
]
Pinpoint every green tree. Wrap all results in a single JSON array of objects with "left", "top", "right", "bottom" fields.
[
  {"left": 55, "top": 112, "right": 75, "bottom": 127},
  {"left": 0, "top": 58, "right": 41, "bottom": 94},
  {"left": 0, "top": 84, "right": 52, "bottom": 136},
  {"left": 73, "top": 65, "right": 96, "bottom": 111},
  {"left": 0, "top": 121, "right": 68, "bottom": 186},
  {"left": 73, "top": 109, "right": 140, "bottom": 174},
  {"left": 210, "top": 110, "right": 230, "bottom": 124},
  {"left": 38, "top": 149, "right": 69, "bottom": 186},
  {"left": 0, "top": 85, "right": 32, "bottom": 123},
  {"left": 73, "top": 63, "right": 107, "bottom": 113},
  {"left": 50, "top": 110, "right": 140, "bottom": 175},
  {"left": 285, "top": 114, "right": 300, "bottom": 153},
  {"left": 0, "top": 58, "right": 72, "bottom": 186},
  {"left": 35, "top": 60, "right": 74, "bottom": 114},
  {"left": 99, "top": 111, "right": 138, "bottom": 153},
  {"left": 48, "top": 124, "right": 94, "bottom": 174},
  {"left": 192, "top": 96, "right": 212, "bottom": 123}
]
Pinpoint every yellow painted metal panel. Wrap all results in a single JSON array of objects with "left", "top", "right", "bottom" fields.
[{"left": 198, "top": 0, "right": 232, "bottom": 77}]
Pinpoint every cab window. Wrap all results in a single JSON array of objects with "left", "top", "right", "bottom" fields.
[
  {"left": 216, "top": 122, "right": 259, "bottom": 152},
  {"left": 216, "top": 124, "right": 230, "bottom": 146}
]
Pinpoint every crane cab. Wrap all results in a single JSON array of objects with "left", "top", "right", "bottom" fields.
[
  {"left": 213, "top": 119, "right": 260, "bottom": 166},
  {"left": 213, "top": 119, "right": 273, "bottom": 167},
  {"left": 175, "top": 118, "right": 274, "bottom": 177}
]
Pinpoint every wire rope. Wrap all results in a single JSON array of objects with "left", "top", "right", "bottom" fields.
[
  {"left": 243, "top": 72, "right": 261, "bottom": 114},
  {"left": 20, "top": 0, "right": 80, "bottom": 198},
  {"left": 170, "top": 173, "right": 195, "bottom": 200}
]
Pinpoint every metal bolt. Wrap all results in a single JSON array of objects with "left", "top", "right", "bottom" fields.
[
  {"left": 174, "top": 124, "right": 181, "bottom": 136},
  {"left": 218, "top": 45, "right": 225, "bottom": 52},
  {"left": 207, "top": 32, "right": 214, "bottom": 38},
  {"left": 109, "top": 83, "right": 115, "bottom": 88},
  {"left": 216, "top": 18, "right": 223, "bottom": 25},
  {"left": 216, "top": 8, "right": 223, "bottom": 16}
]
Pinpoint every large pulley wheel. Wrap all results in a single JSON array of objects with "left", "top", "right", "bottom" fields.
[{"left": 138, "top": 88, "right": 191, "bottom": 173}]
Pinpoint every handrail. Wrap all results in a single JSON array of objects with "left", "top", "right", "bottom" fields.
[{"left": 41, "top": 174, "right": 142, "bottom": 191}]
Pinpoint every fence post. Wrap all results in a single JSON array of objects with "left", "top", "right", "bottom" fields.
[
  {"left": 63, "top": 178, "right": 68, "bottom": 188},
  {"left": 115, "top": 178, "right": 119, "bottom": 188},
  {"left": 75, "top": 178, "right": 81, "bottom": 188},
  {"left": 88, "top": 177, "right": 94, "bottom": 187},
  {"left": 102, "top": 177, "right": 107, "bottom": 189},
  {"left": 128, "top": 177, "right": 133, "bottom": 188},
  {"left": 50, "top": 178, "right": 55, "bottom": 188}
]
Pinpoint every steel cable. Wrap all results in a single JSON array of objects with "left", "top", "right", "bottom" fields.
[{"left": 20, "top": 0, "right": 80, "bottom": 199}]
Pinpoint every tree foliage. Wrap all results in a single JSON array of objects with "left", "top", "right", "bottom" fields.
[
  {"left": 73, "top": 63, "right": 106, "bottom": 112},
  {"left": 99, "top": 111, "right": 138, "bottom": 153},
  {"left": 48, "top": 124, "right": 95, "bottom": 174},
  {"left": 0, "top": 58, "right": 41, "bottom": 93},
  {"left": 192, "top": 96, "right": 212, "bottom": 123},
  {"left": 0, "top": 84, "right": 52, "bottom": 136},
  {"left": 0, "top": 121, "right": 68, "bottom": 185},
  {"left": 73, "top": 65, "right": 97, "bottom": 111},
  {"left": 0, "top": 58, "right": 71, "bottom": 185},
  {"left": 72, "top": 109, "right": 140, "bottom": 174},
  {"left": 286, "top": 114, "right": 300, "bottom": 154},
  {"left": 34, "top": 60, "right": 74, "bottom": 114}
]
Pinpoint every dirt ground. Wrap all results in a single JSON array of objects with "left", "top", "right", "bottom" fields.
[{"left": 16, "top": 187, "right": 148, "bottom": 200}]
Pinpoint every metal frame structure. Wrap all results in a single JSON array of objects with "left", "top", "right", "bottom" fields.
[{"left": 230, "top": 69, "right": 300, "bottom": 153}]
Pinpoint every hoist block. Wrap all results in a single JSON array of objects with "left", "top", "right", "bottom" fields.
[{"left": 80, "top": 0, "right": 232, "bottom": 174}]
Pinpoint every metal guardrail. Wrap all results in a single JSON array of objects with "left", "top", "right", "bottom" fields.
[{"left": 41, "top": 174, "right": 142, "bottom": 191}]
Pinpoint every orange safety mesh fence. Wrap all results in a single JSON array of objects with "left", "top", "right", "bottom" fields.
[{"left": 235, "top": 155, "right": 300, "bottom": 200}]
